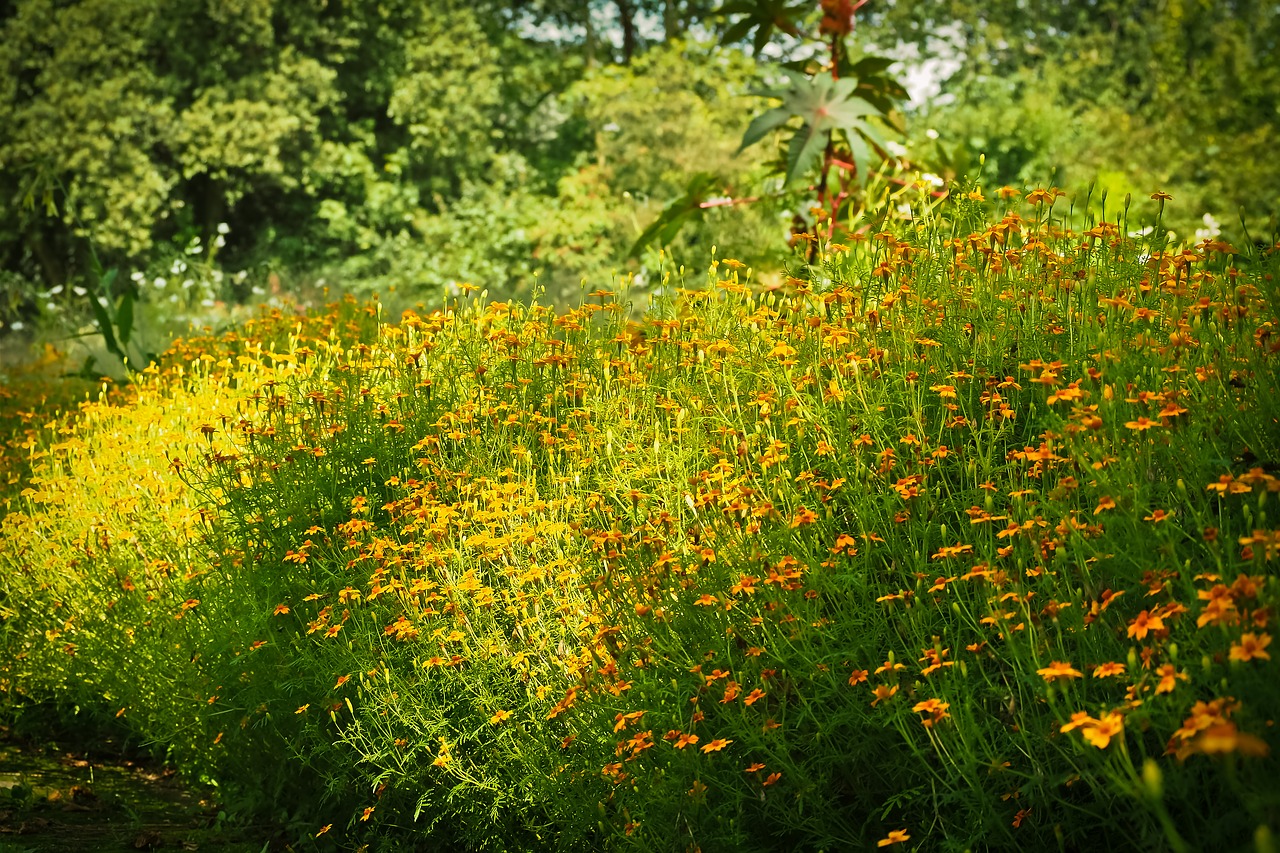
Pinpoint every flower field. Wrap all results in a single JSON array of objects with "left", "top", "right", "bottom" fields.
[{"left": 2, "top": 194, "right": 1279, "bottom": 851}]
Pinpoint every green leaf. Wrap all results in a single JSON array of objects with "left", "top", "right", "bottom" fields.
[
  {"left": 714, "top": 0, "right": 808, "bottom": 50},
  {"left": 738, "top": 106, "right": 793, "bottom": 153},
  {"left": 629, "top": 173, "right": 718, "bottom": 258},
  {"left": 749, "top": 73, "right": 879, "bottom": 185},
  {"left": 116, "top": 289, "right": 135, "bottom": 348},
  {"left": 844, "top": 55, "right": 897, "bottom": 78},
  {"left": 90, "top": 294, "right": 122, "bottom": 361},
  {"left": 91, "top": 268, "right": 123, "bottom": 360}
]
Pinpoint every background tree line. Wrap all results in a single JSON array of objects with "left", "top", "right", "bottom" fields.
[{"left": 1, "top": 0, "right": 1276, "bottom": 349}]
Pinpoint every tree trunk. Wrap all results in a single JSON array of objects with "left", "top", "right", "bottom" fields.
[
  {"left": 664, "top": 0, "right": 680, "bottom": 41},
  {"left": 584, "top": 5, "right": 597, "bottom": 68},
  {"left": 615, "top": 0, "right": 637, "bottom": 62}
]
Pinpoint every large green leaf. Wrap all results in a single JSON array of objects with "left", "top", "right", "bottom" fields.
[
  {"left": 629, "top": 173, "right": 720, "bottom": 258},
  {"left": 715, "top": 0, "right": 808, "bottom": 53},
  {"left": 741, "top": 72, "right": 880, "bottom": 185},
  {"left": 116, "top": 288, "right": 135, "bottom": 348}
]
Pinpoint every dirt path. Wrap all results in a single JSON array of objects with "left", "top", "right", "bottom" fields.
[{"left": 0, "top": 727, "right": 266, "bottom": 852}]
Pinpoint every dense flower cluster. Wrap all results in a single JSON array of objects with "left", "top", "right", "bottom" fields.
[{"left": 3, "top": 193, "right": 1278, "bottom": 851}]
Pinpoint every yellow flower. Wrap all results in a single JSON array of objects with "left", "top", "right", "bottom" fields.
[
  {"left": 489, "top": 709, "right": 513, "bottom": 725},
  {"left": 1081, "top": 712, "right": 1124, "bottom": 749},
  {"left": 1036, "top": 661, "right": 1084, "bottom": 682},
  {"left": 1230, "top": 632, "right": 1272, "bottom": 663},
  {"left": 878, "top": 829, "right": 911, "bottom": 846}
]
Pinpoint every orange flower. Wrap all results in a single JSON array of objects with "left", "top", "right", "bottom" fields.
[
  {"left": 1187, "top": 722, "right": 1270, "bottom": 757},
  {"left": 700, "top": 738, "right": 732, "bottom": 753},
  {"left": 743, "top": 688, "right": 767, "bottom": 706},
  {"left": 1059, "top": 711, "right": 1095, "bottom": 733},
  {"left": 1155, "top": 664, "right": 1187, "bottom": 694},
  {"left": 848, "top": 669, "right": 869, "bottom": 686},
  {"left": 1092, "top": 662, "right": 1126, "bottom": 679},
  {"left": 871, "top": 684, "right": 899, "bottom": 706},
  {"left": 1036, "top": 661, "right": 1084, "bottom": 682},
  {"left": 1127, "top": 610, "right": 1165, "bottom": 640},
  {"left": 1094, "top": 496, "right": 1116, "bottom": 514},
  {"left": 1081, "top": 711, "right": 1124, "bottom": 749},
  {"left": 1229, "top": 632, "right": 1272, "bottom": 663},
  {"left": 1125, "top": 417, "right": 1160, "bottom": 431},
  {"left": 912, "top": 697, "right": 951, "bottom": 727},
  {"left": 674, "top": 732, "right": 700, "bottom": 749},
  {"left": 878, "top": 829, "right": 911, "bottom": 847},
  {"left": 489, "top": 709, "right": 513, "bottom": 725}
]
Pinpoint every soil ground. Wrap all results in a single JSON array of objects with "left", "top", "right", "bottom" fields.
[{"left": 0, "top": 726, "right": 270, "bottom": 853}]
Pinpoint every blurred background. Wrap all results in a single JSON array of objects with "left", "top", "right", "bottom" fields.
[{"left": 2, "top": 0, "right": 1277, "bottom": 371}]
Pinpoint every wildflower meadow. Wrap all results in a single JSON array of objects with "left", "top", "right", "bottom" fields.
[{"left": 2, "top": 188, "right": 1278, "bottom": 851}]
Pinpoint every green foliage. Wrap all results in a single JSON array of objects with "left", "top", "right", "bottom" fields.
[
  {"left": 4, "top": 196, "right": 1280, "bottom": 849},
  {"left": 639, "top": 2, "right": 906, "bottom": 258}
]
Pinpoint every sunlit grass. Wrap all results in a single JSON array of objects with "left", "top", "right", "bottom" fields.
[{"left": 2, "top": 189, "right": 1278, "bottom": 851}]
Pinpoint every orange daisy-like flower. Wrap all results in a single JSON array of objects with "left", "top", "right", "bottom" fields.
[
  {"left": 489, "top": 709, "right": 513, "bottom": 725},
  {"left": 1036, "top": 661, "right": 1084, "bottom": 682},
  {"left": 700, "top": 738, "right": 733, "bottom": 753},
  {"left": 1093, "top": 496, "right": 1116, "bottom": 514},
  {"left": 1125, "top": 417, "right": 1160, "bottom": 431},
  {"left": 1059, "top": 711, "right": 1095, "bottom": 733},
  {"left": 1187, "top": 722, "right": 1270, "bottom": 757},
  {"left": 1155, "top": 664, "right": 1188, "bottom": 694},
  {"left": 912, "top": 697, "right": 951, "bottom": 727},
  {"left": 1127, "top": 609, "right": 1165, "bottom": 640},
  {"left": 877, "top": 829, "right": 911, "bottom": 847},
  {"left": 871, "top": 684, "right": 899, "bottom": 706},
  {"left": 1081, "top": 711, "right": 1124, "bottom": 749},
  {"left": 1229, "top": 632, "right": 1272, "bottom": 663},
  {"left": 848, "top": 669, "right": 869, "bottom": 686},
  {"left": 1092, "top": 662, "right": 1126, "bottom": 678}
]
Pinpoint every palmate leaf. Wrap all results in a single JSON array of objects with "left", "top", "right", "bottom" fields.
[
  {"left": 741, "top": 71, "right": 880, "bottom": 186},
  {"left": 714, "top": 0, "right": 809, "bottom": 53}
]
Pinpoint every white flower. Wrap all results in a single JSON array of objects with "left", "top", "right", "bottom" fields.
[
  {"left": 1194, "top": 213, "right": 1221, "bottom": 242},
  {"left": 217, "top": 222, "right": 230, "bottom": 235},
  {"left": 9, "top": 321, "right": 24, "bottom": 331},
  {"left": 154, "top": 277, "right": 167, "bottom": 289},
  {"left": 926, "top": 128, "right": 940, "bottom": 140},
  {"left": 73, "top": 286, "right": 88, "bottom": 297}
]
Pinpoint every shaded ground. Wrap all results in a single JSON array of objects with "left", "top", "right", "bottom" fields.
[{"left": 0, "top": 726, "right": 268, "bottom": 853}]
